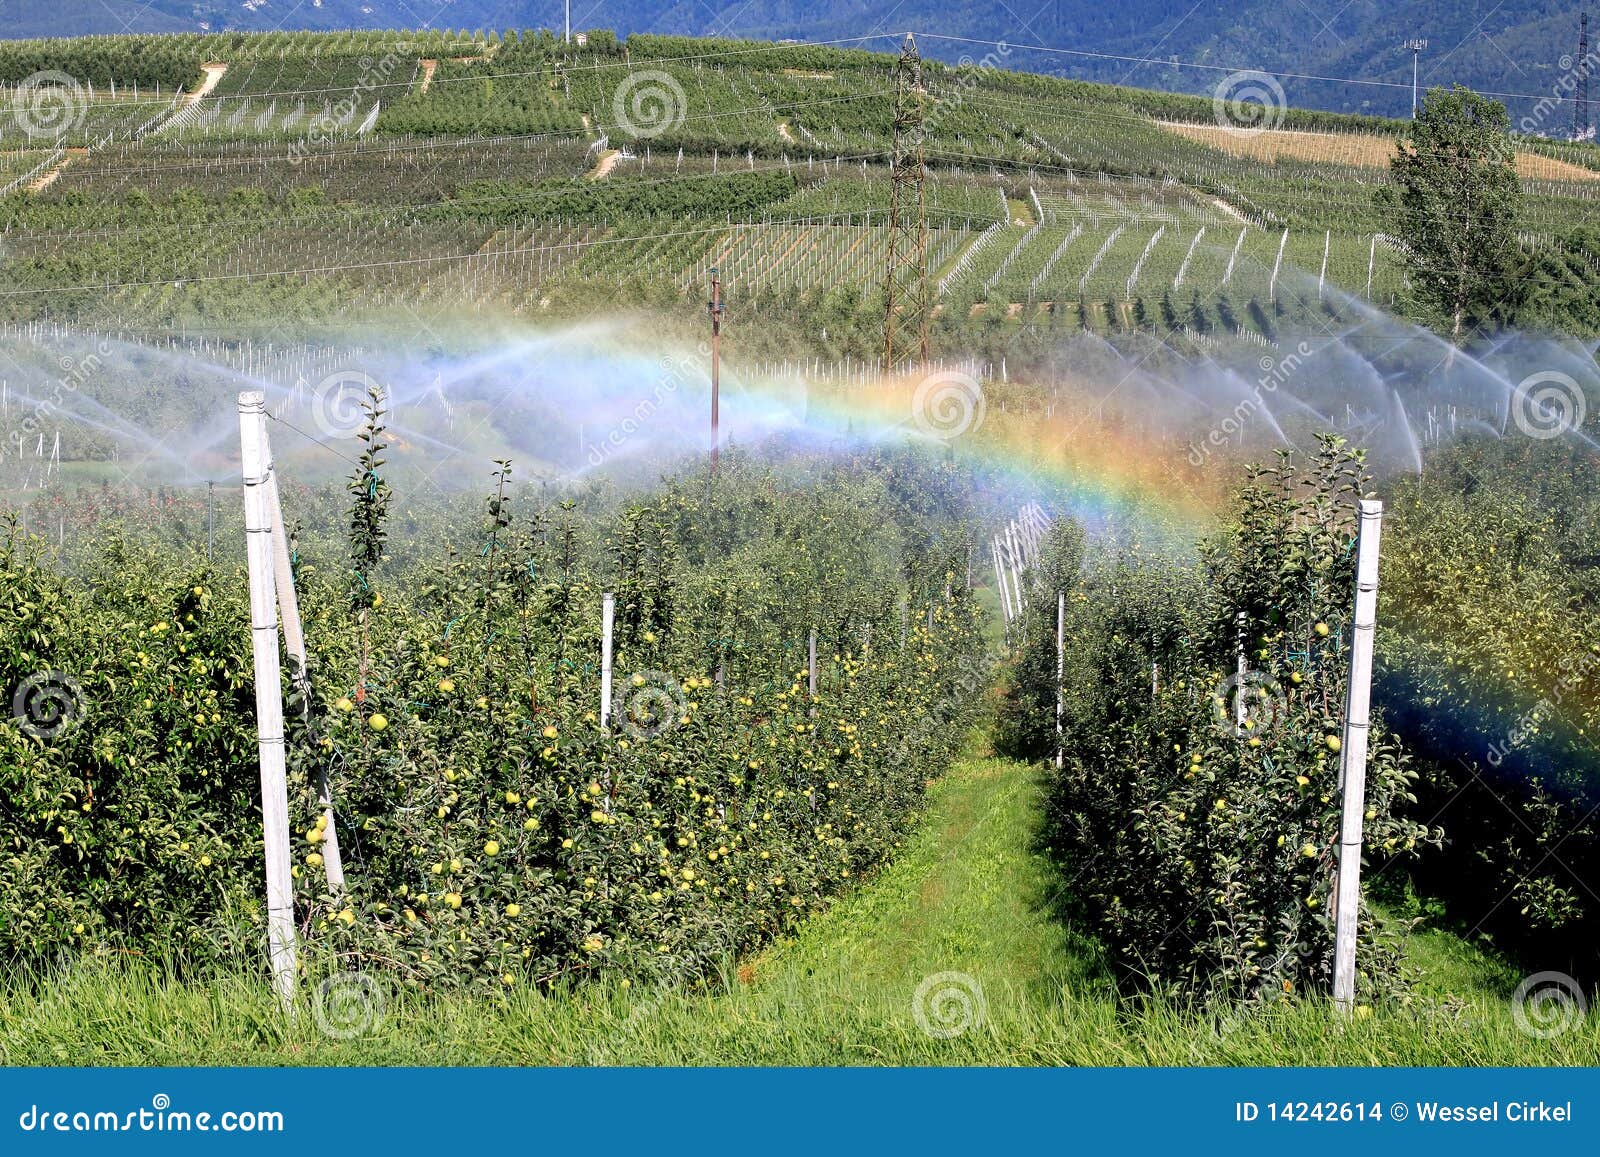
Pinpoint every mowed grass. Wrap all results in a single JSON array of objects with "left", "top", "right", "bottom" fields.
[{"left": 3, "top": 733, "right": 1596, "bottom": 1066}]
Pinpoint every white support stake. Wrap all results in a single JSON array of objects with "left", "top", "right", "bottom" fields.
[
  {"left": 808, "top": 629, "right": 818, "bottom": 699},
  {"left": 992, "top": 538, "right": 1013, "bottom": 624},
  {"left": 1333, "top": 498, "right": 1383, "bottom": 1015},
  {"left": 1055, "top": 590, "right": 1065, "bottom": 771},
  {"left": 265, "top": 462, "right": 344, "bottom": 892},
  {"left": 600, "top": 592, "right": 615, "bottom": 731},
  {"left": 238, "top": 392, "right": 296, "bottom": 1011},
  {"left": 1000, "top": 536, "right": 1017, "bottom": 622},
  {"left": 1234, "top": 610, "right": 1247, "bottom": 733},
  {"left": 1006, "top": 526, "right": 1025, "bottom": 616}
]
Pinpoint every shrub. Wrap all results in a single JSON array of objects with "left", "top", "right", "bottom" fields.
[
  {"left": 0, "top": 430, "right": 991, "bottom": 996},
  {"left": 1003, "top": 437, "right": 1439, "bottom": 1000}
]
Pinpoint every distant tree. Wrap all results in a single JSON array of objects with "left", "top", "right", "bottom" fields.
[
  {"left": 1216, "top": 293, "right": 1238, "bottom": 334},
  {"left": 1159, "top": 288, "right": 1179, "bottom": 330},
  {"left": 1381, "top": 85, "right": 1522, "bottom": 340},
  {"left": 1246, "top": 297, "right": 1274, "bottom": 340}
]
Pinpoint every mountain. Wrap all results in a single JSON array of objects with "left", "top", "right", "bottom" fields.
[{"left": 2, "top": 0, "right": 1592, "bottom": 124}]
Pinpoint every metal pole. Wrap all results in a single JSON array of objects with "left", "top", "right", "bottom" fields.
[
  {"left": 1404, "top": 40, "right": 1427, "bottom": 118},
  {"left": 237, "top": 391, "right": 295, "bottom": 1011},
  {"left": 600, "top": 592, "right": 615, "bottom": 731},
  {"left": 1333, "top": 498, "right": 1384, "bottom": 1014}
]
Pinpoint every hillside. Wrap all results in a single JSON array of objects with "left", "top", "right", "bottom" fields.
[
  {"left": 0, "top": 26, "right": 1596, "bottom": 357},
  {"left": 4, "top": 2, "right": 1593, "bottom": 123}
]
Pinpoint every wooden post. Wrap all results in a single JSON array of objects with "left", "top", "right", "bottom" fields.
[
  {"left": 600, "top": 592, "right": 615, "bottom": 731},
  {"left": 1055, "top": 590, "right": 1065, "bottom": 771},
  {"left": 1333, "top": 498, "right": 1383, "bottom": 1014},
  {"left": 265, "top": 461, "right": 343, "bottom": 892},
  {"left": 807, "top": 629, "right": 817, "bottom": 699},
  {"left": 237, "top": 391, "right": 295, "bottom": 1011}
]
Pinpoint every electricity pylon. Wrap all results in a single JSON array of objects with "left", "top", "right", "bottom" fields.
[{"left": 883, "top": 33, "right": 930, "bottom": 372}]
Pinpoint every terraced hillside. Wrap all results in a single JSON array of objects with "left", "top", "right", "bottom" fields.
[{"left": 0, "top": 28, "right": 1597, "bottom": 345}]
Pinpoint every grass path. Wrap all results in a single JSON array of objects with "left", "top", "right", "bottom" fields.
[{"left": 3, "top": 738, "right": 1597, "bottom": 1065}]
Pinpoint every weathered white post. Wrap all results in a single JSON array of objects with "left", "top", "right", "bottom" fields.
[
  {"left": 600, "top": 592, "right": 615, "bottom": 731},
  {"left": 1333, "top": 499, "right": 1383, "bottom": 1014},
  {"left": 237, "top": 391, "right": 295, "bottom": 1011},
  {"left": 808, "top": 628, "right": 817, "bottom": 698}
]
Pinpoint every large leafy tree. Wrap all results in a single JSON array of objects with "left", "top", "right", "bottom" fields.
[{"left": 1382, "top": 85, "right": 1523, "bottom": 340}]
